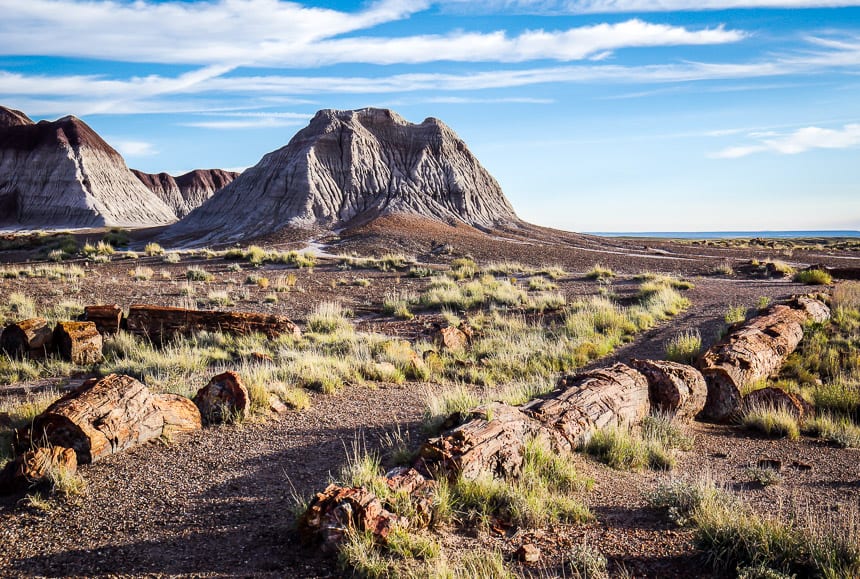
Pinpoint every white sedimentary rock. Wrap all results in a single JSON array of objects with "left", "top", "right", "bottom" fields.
[{"left": 132, "top": 169, "right": 239, "bottom": 218}]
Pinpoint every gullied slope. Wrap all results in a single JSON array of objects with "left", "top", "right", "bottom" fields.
[
  {"left": 0, "top": 106, "right": 177, "bottom": 228},
  {"left": 170, "top": 108, "right": 518, "bottom": 241},
  {"left": 132, "top": 169, "right": 239, "bottom": 218}
]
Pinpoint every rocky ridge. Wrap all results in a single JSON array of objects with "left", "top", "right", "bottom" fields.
[
  {"left": 0, "top": 106, "right": 176, "bottom": 228},
  {"left": 132, "top": 169, "right": 239, "bottom": 219},
  {"left": 169, "top": 108, "right": 518, "bottom": 242}
]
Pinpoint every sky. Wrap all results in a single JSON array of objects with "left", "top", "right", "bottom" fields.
[{"left": 1, "top": 0, "right": 859, "bottom": 232}]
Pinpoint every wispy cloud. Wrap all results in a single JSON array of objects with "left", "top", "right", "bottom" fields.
[
  {"left": 440, "top": 0, "right": 860, "bottom": 14},
  {"left": 111, "top": 140, "right": 158, "bottom": 157},
  {"left": 710, "top": 123, "right": 860, "bottom": 157},
  {"left": 0, "top": 2, "right": 743, "bottom": 67}
]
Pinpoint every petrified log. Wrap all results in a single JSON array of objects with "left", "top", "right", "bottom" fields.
[
  {"left": 18, "top": 374, "right": 201, "bottom": 464},
  {"left": 53, "top": 321, "right": 103, "bottom": 365},
  {"left": 193, "top": 371, "right": 250, "bottom": 424},
  {"left": 1, "top": 318, "right": 52, "bottom": 358},
  {"left": 83, "top": 304, "right": 123, "bottom": 335},
  {"left": 743, "top": 387, "right": 814, "bottom": 421},
  {"left": 0, "top": 446, "right": 77, "bottom": 495},
  {"left": 527, "top": 363, "right": 651, "bottom": 450},
  {"left": 298, "top": 483, "right": 402, "bottom": 550},
  {"left": 125, "top": 304, "right": 301, "bottom": 342},
  {"left": 418, "top": 403, "right": 539, "bottom": 481},
  {"left": 153, "top": 393, "right": 203, "bottom": 436},
  {"left": 420, "top": 364, "right": 650, "bottom": 480},
  {"left": 697, "top": 298, "right": 830, "bottom": 422},
  {"left": 630, "top": 359, "right": 707, "bottom": 421}
]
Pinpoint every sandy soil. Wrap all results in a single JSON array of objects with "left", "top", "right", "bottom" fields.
[{"left": 0, "top": 228, "right": 856, "bottom": 578}]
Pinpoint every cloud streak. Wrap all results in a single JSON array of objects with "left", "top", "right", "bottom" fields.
[
  {"left": 440, "top": 0, "right": 860, "bottom": 14},
  {"left": 711, "top": 123, "right": 860, "bottom": 157}
]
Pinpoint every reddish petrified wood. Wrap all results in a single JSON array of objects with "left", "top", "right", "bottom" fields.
[
  {"left": 193, "top": 371, "right": 250, "bottom": 424},
  {"left": 1, "top": 317, "right": 52, "bottom": 357},
  {"left": 125, "top": 304, "right": 301, "bottom": 342},
  {"left": 297, "top": 484, "right": 402, "bottom": 550},
  {"left": 435, "top": 326, "right": 468, "bottom": 352},
  {"left": 698, "top": 297, "right": 830, "bottom": 422},
  {"left": 83, "top": 304, "right": 123, "bottom": 335},
  {"left": 630, "top": 359, "right": 707, "bottom": 421},
  {"left": 743, "top": 387, "right": 815, "bottom": 421},
  {"left": 53, "top": 321, "right": 103, "bottom": 365},
  {"left": 0, "top": 446, "right": 77, "bottom": 495},
  {"left": 18, "top": 374, "right": 201, "bottom": 464}
]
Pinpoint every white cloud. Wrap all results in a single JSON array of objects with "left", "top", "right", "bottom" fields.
[
  {"left": 111, "top": 140, "right": 158, "bottom": 157},
  {"left": 711, "top": 123, "right": 860, "bottom": 157},
  {"left": 0, "top": 0, "right": 426, "bottom": 65},
  {"left": 440, "top": 0, "right": 860, "bottom": 14},
  {"left": 0, "top": 1, "right": 743, "bottom": 67}
]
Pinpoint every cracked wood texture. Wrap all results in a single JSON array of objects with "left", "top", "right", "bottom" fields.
[
  {"left": 630, "top": 359, "right": 707, "bottom": 421},
  {"left": 0, "top": 446, "right": 77, "bottom": 495},
  {"left": 18, "top": 374, "right": 201, "bottom": 464},
  {"left": 125, "top": 304, "right": 301, "bottom": 342},
  {"left": 53, "top": 321, "right": 103, "bottom": 364},
  {"left": 0, "top": 317, "right": 52, "bottom": 357},
  {"left": 419, "top": 364, "right": 650, "bottom": 480},
  {"left": 697, "top": 296, "right": 830, "bottom": 422}
]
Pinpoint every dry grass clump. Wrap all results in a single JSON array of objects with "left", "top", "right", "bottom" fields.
[
  {"left": 739, "top": 403, "right": 800, "bottom": 440},
  {"left": 795, "top": 268, "right": 832, "bottom": 285},
  {"left": 664, "top": 329, "right": 702, "bottom": 364},
  {"left": 585, "top": 264, "right": 614, "bottom": 280},
  {"left": 584, "top": 424, "right": 677, "bottom": 471},
  {"left": 186, "top": 267, "right": 214, "bottom": 282},
  {"left": 382, "top": 290, "right": 418, "bottom": 320},
  {"left": 802, "top": 412, "right": 860, "bottom": 448},
  {"left": 307, "top": 302, "right": 353, "bottom": 335},
  {"left": 1, "top": 264, "right": 85, "bottom": 280},
  {"left": 527, "top": 276, "right": 557, "bottom": 291},
  {"left": 130, "top": 266, "right": 155, "bottom": 281},
  {"left": 725, "top": 304, "right": 748, "bottom": 324},
  {"left": 144, "top": 242, "right": 164, "bottom": 256}
]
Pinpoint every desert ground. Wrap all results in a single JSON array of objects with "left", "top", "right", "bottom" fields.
[{"left": 1, "top": 224, "right": 858, "bottom": 578}]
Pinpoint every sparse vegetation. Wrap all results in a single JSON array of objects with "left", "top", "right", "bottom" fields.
[
  {"left": 586, "top": 264, "right": 614, "bottom": 280},
  {"left": 794, "top": 268, "right": 832, "bottom": 285},
  {"left": 144, "top": 242, "right": 164, "bottom": 256},
  {"left": 740, "top": 403, "right": 800, "bottom": 440},
  {"left": 725, "top": 304, "right": 747, "bottom": 324},
  {"left": 186, "top": 267, "right": 214, "bottom": 282},
  {"left": 665, "top": 329, "right": 702, "bottom": 364}
]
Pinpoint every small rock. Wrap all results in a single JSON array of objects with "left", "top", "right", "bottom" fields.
[
  {"left": 268, "top": 395, "right": 288, "bottom": 414},
  {"left": 517, "top": 543, "right": 541, "bottom": 563},
  {"left": 436, "top": 326, "right": 468, "bottom": 352}
]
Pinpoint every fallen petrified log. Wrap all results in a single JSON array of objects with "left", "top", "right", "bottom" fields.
[
  {"left": 83, "top": 304, "right": 123, "bottom": 335},
  {"left": 0, "top": 446, "right": 77, "bottom": 495},
  {"left": 743, "top": 387, "right": 815, "bottom": 421},
  {"left": 193, "top": 371, "right": 250, "bottom": 424},
  {"left": 419, "top": 363, "right": 650, "bottom": 480},
  {"left": 0, "top": 318, "right": 53, "bottom": 358},
  {"left": 53, "top": 321, "right": 103, "bottom": 365},
  {"left": 630, "top": 359, "right": 707, "bottom": 421},
  {"left": 17, "top": 374, "right": 201, "bottom": 463},
  {"left": 125, "top": 304, "right": 301, "bottom": 342},
  {"left": 697, "top": 296, "right": 830, "bottom": 422}
]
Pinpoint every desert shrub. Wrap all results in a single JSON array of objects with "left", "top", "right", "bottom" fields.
[
  {"left": 450, "top": 257, "right": 479, "bottom": 280},
  {"left": 163, "top": 252, "right": 181, "bottom": 264},
  {"left": 205, "top": 290, "right": 233, "bottom": 307},
  {"left": 527, "top": 276, "right": 557, "bottom": 291},
  {"left": 795, "top": 269, "right": 832, "bottom": 285},
  {"left": 665, "top": 329, "right": 702, "bottom": 364},
  {"left": 423, "top": 384, "right": 481, "bottom": 433},
  {"left": 757, "top": 296, "right": 772, "bottom": 310},
  {"left": 714, "top": 262, "right": 735, "bottom": 276},
  {"left": 802, "top": 413, "right": 860, "bottom": 448},
  {"left": 263, "top": 293, "right": 278, "bottom": 303},
  {"left": 407, "top": 266, "right": 434, "bottom": 278},
  {"left": 273, "top": 273, "right": 297, "bottom": 292},
  {"left": 745, "top": 467, "right": 782, "bottom": 486},
  {"left": 566, "top": 543, "right": 608, "bottom": 579},
  {"left": 725, "top": 304, "right": 748, "bottom": 324},
  {"left": 102, "top": 228, "right": 129, "bottom": 247},
  {"left": 186, "top": 267, "right": 214, "bottom": 282},
  {"left": 144, "top": 242, "right": 164, "bottom": 256},
  {"left": 584, "top": 425, "right": 675, "bottom": 471},
  {"left": 382, "top": 290, "right": 417, "bottom": 320}
]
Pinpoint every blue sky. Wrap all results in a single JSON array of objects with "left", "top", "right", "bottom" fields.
[{"left": 1, "top": 0, "right": 859, "bottom": 232}]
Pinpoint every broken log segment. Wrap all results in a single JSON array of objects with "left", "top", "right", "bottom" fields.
[
  {"left": 697, "top": 297, "right": 830, "bottom": 422},
  {"left": 83, "top": 304, "right": 123, "bottom": 335},
  {"left": 0, "top": 446, "right": 77, "bottom": 496},
  {"left": 53, "top": 321, "right": 103, "bottom": 365},
  {"left": 1, "top": 318, "right": 52, "bottom": 358},
  {"left": 153, "top": 394, "right": 204, "bottom": 436},
  {"left": 17, "top": 374, "right": 201, "bottom": 464},
  {"left": 193, "top": 371, "right": 250, "bottom": 424},
  {"left": 125, "top": 304, "right": 301, "bottom": 342},
  {"left": 526, "top": 363, "right": 651, "bottom": 451},
  {"left": 630, "top": 359, "right": 707, "bottom": 421},
  {"left": 419, "top": 363, "right": 650, "bottom": 481}
]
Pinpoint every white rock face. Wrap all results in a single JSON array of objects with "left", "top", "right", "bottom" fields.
[
  {"left": 171, "top": 108, "right": 518, "bottom": 241},
  {"left": 0, "top": 108, "right": 177, "bottom": 228},
  {"left": 132, "top": 169, "right": 239, "bottom": 218}
]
